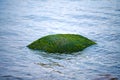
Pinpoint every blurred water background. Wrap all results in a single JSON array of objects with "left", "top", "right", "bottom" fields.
[{"left": 0, "top": 0, "right": 120, "bottom": 80}]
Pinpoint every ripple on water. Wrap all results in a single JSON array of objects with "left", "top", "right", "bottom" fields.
[{"left": 0, "top": 0, "right": 120, "bottom": 80}]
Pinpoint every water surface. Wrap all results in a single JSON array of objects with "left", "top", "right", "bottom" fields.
[{"left": 0, "top": 0, "right": 120, "bottom": 80}]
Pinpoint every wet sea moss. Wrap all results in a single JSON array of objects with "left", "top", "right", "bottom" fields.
[{"left": 27, "top": 34, "right": 96, "bottom": 53}]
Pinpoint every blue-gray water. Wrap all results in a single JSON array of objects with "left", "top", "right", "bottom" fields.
[{"left": 0, "top": 0, "right": 120, "bottom": 80}]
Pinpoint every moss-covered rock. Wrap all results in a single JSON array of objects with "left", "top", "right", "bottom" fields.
[{"left": 27, "top": 34, "right": 96, "bottom": 53}]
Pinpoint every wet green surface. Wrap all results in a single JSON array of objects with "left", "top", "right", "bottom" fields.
[{"left": 28, "top": 34, "right": 96, "bottom": 53}]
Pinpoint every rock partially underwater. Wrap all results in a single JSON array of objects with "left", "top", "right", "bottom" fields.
[{"left": 27, "top": 34, "right": 96, "bottom": 53}]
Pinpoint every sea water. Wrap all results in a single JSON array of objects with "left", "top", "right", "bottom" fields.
[{"left": 0, "top": 0, "right": 120, "bottom": 80}]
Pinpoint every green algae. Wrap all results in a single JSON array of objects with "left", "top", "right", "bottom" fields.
[{"left": 27, "top": 34, "right": 96, "bottom": 53}]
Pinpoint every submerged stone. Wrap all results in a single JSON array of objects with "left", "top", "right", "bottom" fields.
[
  {"left": 93, "top": 74, "right": 118, "bottom": 80},
  {"left": 27, "top": 34, "right": 96, "bottom": 53}
]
